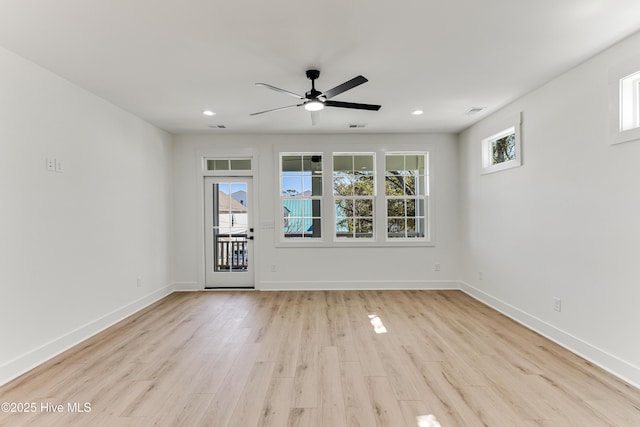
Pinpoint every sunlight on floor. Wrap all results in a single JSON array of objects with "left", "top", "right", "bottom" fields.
[
  {"left": 368, "top": 313, "right": 387, "bottom": 334},
  {"left": 417, "top": 414, "right": 441, "bottom": 427}
]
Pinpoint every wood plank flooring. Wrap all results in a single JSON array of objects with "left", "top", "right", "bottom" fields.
[{"left": 1, "top": 290, "right": 639, "bottom": 426}]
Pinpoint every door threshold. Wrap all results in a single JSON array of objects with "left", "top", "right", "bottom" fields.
[{"left": 204, "top": 287, "right": 255, "bottom": 291}]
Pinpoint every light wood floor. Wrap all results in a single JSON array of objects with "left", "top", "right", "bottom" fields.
[{"left": 1, "top": 290, "right": 639, "bottom": 426}]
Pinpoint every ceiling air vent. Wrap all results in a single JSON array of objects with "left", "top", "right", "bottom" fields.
[
  {"left": 208, "top": 125, "right": 227, "bottom": 129},
  {"left": 348, "top": 123, "right": 367, "bottom": 128},
  {"left": 466, "top": 107, "right": 485, "bottom": 115}
]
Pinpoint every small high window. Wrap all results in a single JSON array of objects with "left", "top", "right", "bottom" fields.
[
  {"left": 481, "top": 113, "right": 522, "bottom": 174},
  {"left": 619, "top": 70, "right": 640, "bottom": 132},
  {"left": 205, "top": 158, "right": 252, "bottom": 171},
  {"left": 609, "top": 61, "right": 640, "bottom": 145}
]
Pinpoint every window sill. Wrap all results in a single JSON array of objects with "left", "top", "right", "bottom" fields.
[
  {"left": 274, "top": 239, "right": 435, "bottom": 248},
  {"left": 611, "top": 127, "right": 640, "bottom": 145}
]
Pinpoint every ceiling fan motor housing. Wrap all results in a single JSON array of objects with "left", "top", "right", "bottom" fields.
[
  {"left": 305, "top": 69, "right": 321, "bottom": 98},
  {"left": 306, "top": 69, "right": 320, "bottom": 81}
]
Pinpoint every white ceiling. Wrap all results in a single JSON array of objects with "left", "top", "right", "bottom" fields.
[{"left": 2, "top": 0, "right": 640, "bottom": 134}]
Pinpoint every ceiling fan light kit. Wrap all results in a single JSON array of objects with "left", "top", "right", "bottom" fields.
[
  {"left": 304, "top": 101, "right": 324, "bottom": 111},
  {"left": 251, "top": 69, "right": 381, "bottom": 124}
]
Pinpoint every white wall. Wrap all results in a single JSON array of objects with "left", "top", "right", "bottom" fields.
[
  {"left": 172, "top": 133, "right": 460, "bottom": 290},
  {"left": 459, "top": 32, "right": 640, "bottom": 386},
  {"left": 5, "top": 25, "right": 638, "bottom": 391},
  {"left": 0, "top": 47, "right": 173, "bottom": 385}
]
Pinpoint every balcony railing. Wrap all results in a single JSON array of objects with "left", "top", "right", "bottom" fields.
[{"left": 215, "top": 233, "right": 248, "bottom": 271}]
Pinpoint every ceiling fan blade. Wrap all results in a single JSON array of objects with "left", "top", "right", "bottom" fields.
[
  {"left": 320, "top": 75, "right": 368, "bottom": 99},
  {"left": 310, "top": 111, "right": 320, "bottom": 126},
  {"left": 250, "top": 103, "right": 304, "bottom": 116},
  {"left": 255, "top": 83, "right": 305, "bottom": 99},
  {"left": 325, "top": 100, "right": 381, "bottom": 111}
]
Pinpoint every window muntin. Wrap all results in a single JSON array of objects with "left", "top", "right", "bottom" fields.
[
  {"left": 333, "top": 154, "right": 375, "bottom": 239},
  {"left": 281, "top": 154, "right": 322, "bottom": 239},
  {"left": 385, "top": 154, "right": 427, "bottom": 240}
]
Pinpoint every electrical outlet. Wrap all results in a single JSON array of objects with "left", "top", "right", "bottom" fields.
[
  {"left": 46, "top": 157, "right": 56, "bottom": 171},
  {"left": 553, "top": 297, "right": 562, "bottom": 312},
  {"left": 137, "top": 277, "right": 142, "bottom": 288},
  {"left": 270, "top": 265, "right": 276, "bottom": 272},
  {"left": 434, "top": 263, "right": 441, "bottom": 271},
  {"left": 55, "top": 158, "right": 64, "bottom": 173},
  {"left": 478, "top": 271, "right": 483, "bottom": 280}
]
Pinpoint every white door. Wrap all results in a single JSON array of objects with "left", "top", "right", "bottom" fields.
[{"left": 204, "top": 177, "right": 254, "bottom": 288}]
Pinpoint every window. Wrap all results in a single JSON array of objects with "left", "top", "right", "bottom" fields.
[
  {"left": 609, "top": 60, "right": 640, "bottom": 145},
  {"left": 333, "top": 154, "right": 375, "bottom": 239},
  {"left": 481, "top": 113, "right": 522, "bottom": 174},
  {"left": 385, "top": 154, "right": 428, "bottom": 239},
  {"left": 278, "top": 149, "right": 431, "bottom": 246},
  {"left": 280, "top": 154, "right": 322, "bottom": 239},
  {"left": 620, "top": 70, "right": 640, "bottom": 132},
  {"left": 205, "top": 158, "right": 252, "bottom": 171}
]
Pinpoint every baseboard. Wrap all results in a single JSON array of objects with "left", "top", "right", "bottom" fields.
[
  {"left": 258, "top": 279, "right": 460, "bottom": 291},
  {"left": 459, "top": 281, "right": 640, "bottom": 390},
  {"left": 0, "top": 284, "right": 175, "bottom": 387},
  {"left": 172, "top": 281, "right": 201, "bottom": 291}
]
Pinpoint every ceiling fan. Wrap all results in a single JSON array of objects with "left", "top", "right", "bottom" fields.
[{"left": 250, "top": 69, "right": 381, "bottom": 125}]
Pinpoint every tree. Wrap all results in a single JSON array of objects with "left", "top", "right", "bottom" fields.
[
  {"left": 492, "top": 133, "right": 515, "bottom": 164},
  {"left": 333, "top": 171, "right": 417, "bottom": 235}
]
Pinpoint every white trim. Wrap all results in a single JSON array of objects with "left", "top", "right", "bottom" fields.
[
  {"left": 195, "top": 149, "right": 258, "bottom": 290},
  {"left": 172, "top": 281, "right": 202, "bottom": 291},
  {"left": 257, "top": 279, "right": 460, "bottom": 291},
  {"left": 0, "top": 284, "right": 175, "bottom": 387},
  {"left": 459, "top": 281, "right": 640, "bottom": 390}
]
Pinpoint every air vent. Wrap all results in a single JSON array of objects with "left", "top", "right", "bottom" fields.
[
  {"left": 466, "top": 107, "right": 485, "bottom": 115},
  {"left": 208, "top": 125, "right": 227, "bottom": 129},
  {"left": 348, "top": 123, "right": 367, "bottom": 128}
]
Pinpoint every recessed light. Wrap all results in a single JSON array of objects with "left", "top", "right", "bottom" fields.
[
  {"left": 203, "top": 110, "right": 216, "bottom": 116},
  {"left": 412, "top": 110, "right": 424, "bottom": 115}
]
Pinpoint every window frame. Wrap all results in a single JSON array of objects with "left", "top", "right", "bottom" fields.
[
  {"left": 610, "top": 57, "right": 640, "bottom": 145},
  {"left": 481, "top": 113, "right": 522, "bottom": 174},
  {"left": 384, "top": 153, "right": 429, "bottom": 241},
  {"left": 276, "top": 149, "right": 433, "bottom": 247},
  {"left": 279, "top": 153, "right": 324, "bottom": 241},
  {"left": 332, "top": 152, "right": 377, "bottom": 241},
  {"left": 203, "top": 157, "right": 252, "bottom": 174}
]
